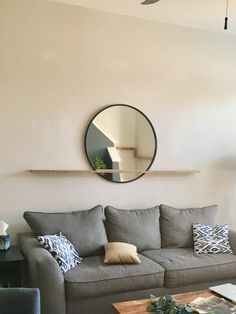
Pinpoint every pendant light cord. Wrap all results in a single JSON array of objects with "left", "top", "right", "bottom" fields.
[
  {"left": 224, "top": 0, "right": 229, "bottom": 29},
  {"left": 225, "top": 0, "right": 229, "bottom": 16}
]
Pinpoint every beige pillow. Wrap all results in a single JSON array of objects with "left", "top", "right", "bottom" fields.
[{"left": 104, "top": 242, "right": 140, "bottom": 264}]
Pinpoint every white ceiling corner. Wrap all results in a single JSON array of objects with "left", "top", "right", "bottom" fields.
[{"left": 49, "top": 0, "right": 236, "bottom": 35}]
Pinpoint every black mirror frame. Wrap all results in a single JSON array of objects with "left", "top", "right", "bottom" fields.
[{"left": 84, "top": 104, "right": 157, "bottom": 183}]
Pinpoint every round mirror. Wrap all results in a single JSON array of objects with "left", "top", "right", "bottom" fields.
[{"left": 84, "top": 104, "right": 157, "bottom": 183}]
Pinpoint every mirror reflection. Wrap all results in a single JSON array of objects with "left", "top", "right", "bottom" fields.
[{"left": 85, "top": 104, "right": 157, "bottom": 183}]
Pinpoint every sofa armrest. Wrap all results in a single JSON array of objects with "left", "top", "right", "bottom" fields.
[
  {"left": 229, "top": 229, "right": 236, "bottom": 254},
  {"left": 18, "top": 232, "right": 66, "bottom": 314}
]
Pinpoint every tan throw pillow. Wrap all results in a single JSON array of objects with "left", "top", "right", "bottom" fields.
[{"left": 104, "top": 242, "right": 140, "bottom": 264}]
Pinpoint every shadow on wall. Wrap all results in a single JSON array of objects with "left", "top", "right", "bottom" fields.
[
  {"left": 214, "top": 156, "right": 236, "bottom": 171},
  {"left": 208, "top": 155, "right": 236, "bottom": 223}
]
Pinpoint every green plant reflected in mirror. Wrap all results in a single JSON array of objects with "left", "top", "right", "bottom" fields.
[{"left": 84, "top": 104, "right": 157, "bottom": 183}]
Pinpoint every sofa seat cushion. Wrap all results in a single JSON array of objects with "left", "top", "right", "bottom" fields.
[
  {"left": 141, "top": 248, "right": 236, "bottom": 288},
  {"left": 64, "top": 255, "right": 164, "bottom": 300}
]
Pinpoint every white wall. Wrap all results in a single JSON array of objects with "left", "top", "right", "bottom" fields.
[
  {"left": 94, "top": 106, "right": 136, "bottom": 147},
  {"left": 1, "top": 0, "right": 236, "bottom": 243},
  {"left": 135, "top": 112, "right": 156, "bottom": 158}
]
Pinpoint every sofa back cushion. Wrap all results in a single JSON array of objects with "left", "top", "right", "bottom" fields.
[
  {"left": 24, "top": 205, "right": 108, "bottom": 257},
  {"left": 160, "top": 204, "right": 218, "bottom": 248},
  {"left": 105, "top": 206, "right": 161, "bottom": 252}
]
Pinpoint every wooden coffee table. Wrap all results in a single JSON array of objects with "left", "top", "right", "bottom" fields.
[{"left": 113, "top": 290, "right": 213, "bottom": 314}]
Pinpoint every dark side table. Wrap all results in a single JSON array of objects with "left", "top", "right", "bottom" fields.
[{"left": 0, "top": 246, "right": 24, "bottom": 287}]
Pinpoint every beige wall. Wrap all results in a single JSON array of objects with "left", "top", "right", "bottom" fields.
[{"left": 1, "top": 0, "right": 236, "bottom": 243}]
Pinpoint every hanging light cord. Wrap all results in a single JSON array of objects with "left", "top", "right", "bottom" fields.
[{"left": 224, "top": 0, "right": 229, "bottom": 29}]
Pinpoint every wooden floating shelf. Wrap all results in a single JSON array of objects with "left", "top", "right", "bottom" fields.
[{"left": 29, "top": 169, "right": 200, "bottom": 175}]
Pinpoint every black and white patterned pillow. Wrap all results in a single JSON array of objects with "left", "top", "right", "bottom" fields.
[
  {"left": 193, "top": 223, "right": 233, "bottom": 254},
  {"left": 37, "top": 233, "right": 82, "bottom": 273}
]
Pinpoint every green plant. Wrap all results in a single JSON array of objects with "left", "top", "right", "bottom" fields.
[
  {"left": 90, "top": 156, "right": 107, "bottom": 170},
  {"left": 147, "top": 295, "right": 196, "bottom": 314}
]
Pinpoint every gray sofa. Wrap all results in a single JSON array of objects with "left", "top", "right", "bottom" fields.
[{"left": 18, "top": 204, "right": 236, "bottom": 314}]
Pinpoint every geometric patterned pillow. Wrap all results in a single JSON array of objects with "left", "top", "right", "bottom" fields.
[
  {"left": 193, "top": 223, "right": 233, "bottom": 254},
  {"left": 37, "top": 232, "right": 82, "bottom": 273}
]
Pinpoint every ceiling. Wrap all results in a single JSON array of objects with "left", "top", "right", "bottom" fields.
[{"left": 49, "top": 0, "right": 236, "bottom": 35}]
